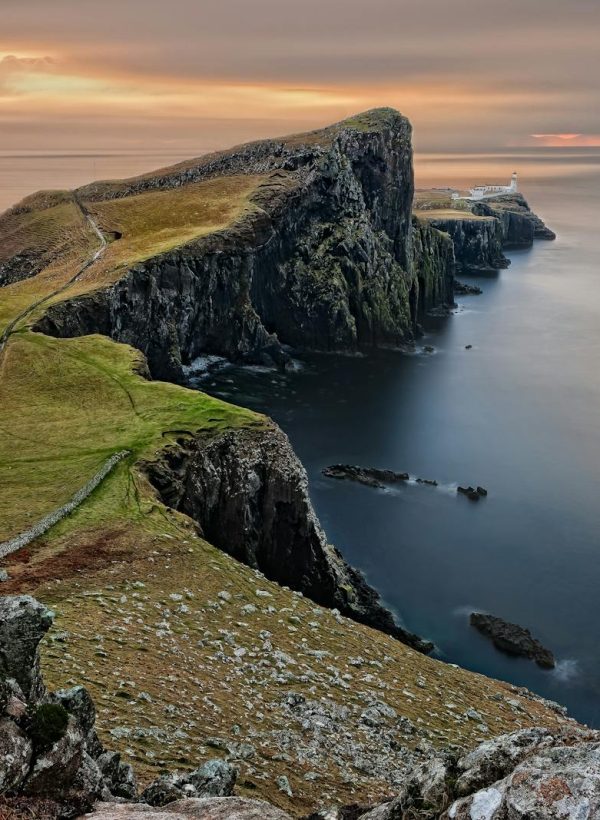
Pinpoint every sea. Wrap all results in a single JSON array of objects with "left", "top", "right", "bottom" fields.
[{"left": 1, "top": 147, "right": 599, "bottom": 727}]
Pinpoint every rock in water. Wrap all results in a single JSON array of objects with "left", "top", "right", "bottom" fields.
[
  {"left": 322, "top": 464, "right": 410, "bottom": 489},
  {"left": 144, "top": 425, "right": 433, "bottom": 653},
  {"left": 470, "top": 612, "right": 556, "bottom": 668}
]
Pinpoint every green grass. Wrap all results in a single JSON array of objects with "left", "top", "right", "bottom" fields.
[
  {"left": 0, "top": 330, "right": 257, "bottom": 542},
  {"left": 415, "top": 209, "right": 492, "bottom": 222},
  {"left": 79, "top": 175, "right": 264, "bottom": 283},
  {"left": 0, "top": 120, "right": 577, "bottom": 816},
  {"left": 0, "top": 175, "right": 265, "bottom": 338}
]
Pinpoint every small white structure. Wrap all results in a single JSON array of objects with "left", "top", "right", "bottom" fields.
[{"left": 452, "top": 172, "right": 518, "bottom": 201}]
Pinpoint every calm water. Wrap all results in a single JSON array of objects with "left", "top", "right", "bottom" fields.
[
  {"left": 197, "top": 153, "right": 600, "bottom": 727},
  {"left": 2, "top": 149, "right": 599, "bottom": 726}
]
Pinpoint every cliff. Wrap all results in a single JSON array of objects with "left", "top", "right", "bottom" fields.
[
  {"left": 416, "top": 212, "right": 509, "bottom": 275},
  {"left": 413, "top": 190, "right": 555, "bottom": 276},
  {"left": 31, "top": 109, "right": 452, "bottom": 382},
  {"left": 142, "top": 421, "right": 432, "bottom": 653},
  {"left": 472, "top": 192, "right": 556, "bottom": 245},
  {"left": 0, "top": 595, "right": 592, "bottom": 820},
  {"left": 410, "top": 217, "right": 456, "bottom": 316}
]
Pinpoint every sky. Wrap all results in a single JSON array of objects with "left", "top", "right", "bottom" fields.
[{"left": 2, "top": 0, "right": 600, "bottom": 155}]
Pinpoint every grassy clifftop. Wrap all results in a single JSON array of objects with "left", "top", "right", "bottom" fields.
[{"left": 0, "top": 110, "right": 573, "bottom": 816}]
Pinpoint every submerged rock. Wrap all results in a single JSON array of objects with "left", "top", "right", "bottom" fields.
[
  {"left": 470, "top": 612, "right": 556, "bottom": 668},
  {"left": 322, "top": 464, "right": 410, "bottom": 489}
]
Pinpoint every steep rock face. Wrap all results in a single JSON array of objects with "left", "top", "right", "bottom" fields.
[
  {"left": 471, "top": 200, "right": 534, "bottom": 248},
  {"left": 410, "top": 218, "right": 455, "bottom": 316},
  {"left": 142, "top": 422, "right": 431, "bottom": 652},
  {"left": 35, "top": 110, "right": 452, "bottom": 382},
  {"left": 424, "top": 216, "right": 509, "bottom": 275},
  {"left": 472, "top": 193, "right": 556, "bottom": 244}
]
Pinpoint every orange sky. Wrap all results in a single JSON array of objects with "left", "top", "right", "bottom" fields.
[{"left": 2, "top": 0, "right": 599, "bottom": 153}]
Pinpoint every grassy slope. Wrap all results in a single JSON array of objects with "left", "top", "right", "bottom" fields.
[
  {"left": 0, "top": 114, "right": 576, "bottom": 815},
  {"left": 0, "top": 331, "right": 255, "bottom": 542}
]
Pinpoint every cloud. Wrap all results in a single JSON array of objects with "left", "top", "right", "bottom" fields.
[
  {"left": 0, "top": 0, "right": 599, "bottom": 151},
  {"left": 531, "top": 133, "right": 600, "bottom": 147}
]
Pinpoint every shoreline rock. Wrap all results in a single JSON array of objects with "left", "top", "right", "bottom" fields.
[
  {"left": 143, "top": 425, "right": 433, "bottom": 653},
  {"left": 470, "top": 612, "right": 556, "bottom": 669}
]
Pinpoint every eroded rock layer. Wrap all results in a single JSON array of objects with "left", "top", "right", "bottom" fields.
[
  {"left": 34, "top": 110, "right": 454, "bottom": 381},
  {"left": 142, "top": 422, "right": 432, "bottom": 653}
]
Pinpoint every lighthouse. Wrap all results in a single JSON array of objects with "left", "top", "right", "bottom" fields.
[{"left": 510, "top": 171, "right": 518, "bottom": 193}]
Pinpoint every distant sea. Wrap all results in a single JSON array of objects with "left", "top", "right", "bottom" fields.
[{"left": 2, "top": 147, "right": 600, "bottom": 727}]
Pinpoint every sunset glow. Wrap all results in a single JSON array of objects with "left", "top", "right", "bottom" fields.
[{"left": 1, "top": 0, "right": 599, "bottom": 153}]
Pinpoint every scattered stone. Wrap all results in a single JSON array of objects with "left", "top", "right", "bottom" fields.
[{"left": 276, "top": 774, "right": 293, "bottom": 797}]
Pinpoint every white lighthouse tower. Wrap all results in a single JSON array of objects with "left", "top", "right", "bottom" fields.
[{"left": 463, "top": 171, "right": 520, "bottom": 200}]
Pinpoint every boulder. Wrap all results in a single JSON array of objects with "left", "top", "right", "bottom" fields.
[
  {"left": 56, "top": 685, "right": 97, "bottom": 736},
  {"left": 470, "top": 613, "right": 555, "bottom": 668},
  {"left": 84, "top": 797, "right": 293, "bottom": 818},
  {"left": 358, "top": 755, "right": 452, "bottom": 818},
  {"left": 445, "top": 741, "right": 600, "bottom": 819},
  {"left": 141, "top": 774, "right": 186, "bottom": 807},
  {"left": 186, "top": 760, "right": 237, "bottom": 797},
  {"left": 454, "top": 727, "right": 555, "bottom": 795},
  {"left": 97, "top": 750, "right": 138, "bottom": 799},
  {"left": 0, "top": 595, "right": 54, "bottom": 701},
  {"left": 0, "top": 718, "right": 33, "bottom": 792},
  {"left": 23, "top": 717, "right": 84, "bottom": 797},
  {"left": 141, "top": 760, "right": 236, "bottom": 806}
]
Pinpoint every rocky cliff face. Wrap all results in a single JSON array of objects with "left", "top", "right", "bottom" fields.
[
  {"left": 410, "top": 218, "right": 456, "bottom": 316},
  {"left": 472, "top": 192, "right": 556, "bottom": 245},
  {"left": 34, "top": 110, "right": 453, "bottom": 382},
  {"left": 142, "top": 421, "right": 431, "bottom": 653},
  {"left": 422, "top": 216, "right": 509, "bottom": 275}
]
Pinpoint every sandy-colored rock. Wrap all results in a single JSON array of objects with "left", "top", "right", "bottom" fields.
[{"left": 85, "top": 796, "right": 293, "bottom": 819}]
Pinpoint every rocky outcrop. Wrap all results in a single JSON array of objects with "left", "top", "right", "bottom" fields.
[
  {"left": 410, "top": 218, "right": 455, "bottom": 317},
  {"left": 472, "top": 193, "right": 556, "bottom": 245},
  {"left": 423, "top": 216, "right": 509, "bottom": 275},
  {"left": 0, "top": 596, "right": 137, "bottom": 817},
  {"left": 470, "top": 612, "right": 556, "bottom": 668},
  {"left": 322, "top": 464, "right": 410, "bottom": 488},
  {"left": 85, "top": 797, "right": 294, "bottom": 819},
  {"left": 83, "top": 728, "right": 600, "bottom": 819},
  {"left": 142, "top": 422, "right": 432, "bottom": 653},
  {"left": 339, "top": 727, "right": 600, "bottom": 819},
  {"left": 34, "top": 109, "right": 454, "bottom": 382},
  {"left": 140, "top": 761, "right": 237, "bottom": 807}
]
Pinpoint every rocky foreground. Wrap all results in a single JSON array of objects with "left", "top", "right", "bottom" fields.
[{"left": 0, "top": 595, "right": 598, "bottom": 820}]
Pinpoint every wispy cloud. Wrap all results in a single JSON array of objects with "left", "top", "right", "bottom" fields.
[{"left": 0, "top": 0, "right": 599, "bottom": 151}]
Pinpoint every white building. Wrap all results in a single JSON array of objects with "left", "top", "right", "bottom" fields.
[{"left": 452, "top": 172, "right": 518, "bottom": 201}]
